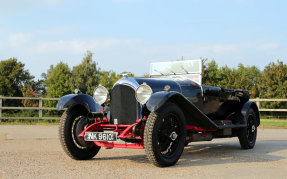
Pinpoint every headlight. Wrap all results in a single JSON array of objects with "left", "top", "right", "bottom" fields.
[
  {"left": 93, "top": 85, "right": 109, "bottom": 105},
  {"left": 135, "top": 83, "right": 153, "bottom": 104}
]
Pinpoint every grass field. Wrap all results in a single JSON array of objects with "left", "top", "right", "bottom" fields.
[{"left": 260, "top": 119, "right": 287, "bottom": 128}]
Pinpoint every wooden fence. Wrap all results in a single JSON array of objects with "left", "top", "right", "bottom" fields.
[
  {"left": 253, "top": 98, "right": 287, "bottom": 112},
  {"left": 0, "top": 96, "right": 60, "bottom": 120},
  {"left": 0, "top": 96, "right": 286, "bottom": 120}
]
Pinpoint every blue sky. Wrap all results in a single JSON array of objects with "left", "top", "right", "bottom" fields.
[{"left": 0, "top": 0, "right": 286, "bottom": 79}]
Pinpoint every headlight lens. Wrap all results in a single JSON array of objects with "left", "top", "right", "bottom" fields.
[
  {"left": 93, "top": 85, "right": 109, "bottom": 105},
  {"left": 135, "top": 83, "right": 153, "bottom": 104}
]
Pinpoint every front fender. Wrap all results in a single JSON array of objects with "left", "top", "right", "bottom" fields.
[
  {"left": 146, "top": 91, "right": 175, "bottom": 112},
  {"left": 56, "top": 94, "right": 101, "bottom": 112}
]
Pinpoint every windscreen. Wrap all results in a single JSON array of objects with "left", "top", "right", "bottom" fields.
[{"left": 150, "top": 59, "right": 202, "bottom": 85}]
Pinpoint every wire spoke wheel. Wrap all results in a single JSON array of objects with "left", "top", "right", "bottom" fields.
[
  {"left": 158, "top": 113, "right": 180, "bottom": 157},
  {"left": 144, "top": 103, "right": 186, "bottom": 167},
  {"left": 71, "top": 116, "right": 93, "bottom": 149},
  {"left": 59, "top": 106, "right": 101, "bottom": 160}
]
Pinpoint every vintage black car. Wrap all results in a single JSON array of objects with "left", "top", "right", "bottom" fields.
[{"left": 57, "top": 59, "right": 260, "bottom": 167}]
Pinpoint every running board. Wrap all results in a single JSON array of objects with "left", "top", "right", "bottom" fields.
[{"left": 213, "top": 120, "right": 247, "bottom": 129}]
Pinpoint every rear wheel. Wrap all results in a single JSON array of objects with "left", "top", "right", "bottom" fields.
[
  {"left": 144, "top": 103, "right": 186, "bottom": 167},
  {"left": 59, "top": 106, "right": 100, "bottom": 160},
  {"left": 238, "top": 108, "right": 258, "bottom": 149}
]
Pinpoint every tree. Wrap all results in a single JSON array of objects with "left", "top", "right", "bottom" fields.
[
  {"left": 202, "top": 60, "right": 261, "bottom": 93},
  {"left": 231, "top": 64, "right": 261, "bottom": 91},
  {"left": 258, "top": 60, "right": 287, "bottom": 109},
  {"left": 98, "top": 71, "right": 134, "bottom": 91},
  {"left": 250, "top": 84, "right": 259, "bottom": 98},
  {"left": 0, "top": 58, "right": 34, "bottom": 97},
  {"left": 98, "top": 71, "right": 116, "bottom": 91},
  {"left": 70, "top": 51, "right": 99, "bottom": 95},
  {"left": 20, "top": 80, "right": 45, "bottom": 107},
  {"left": 202, "top": 60, "right": 223, "bottom": 86},
  {"left": 45, "top": 62, "right": 71, "bottom": 106}
]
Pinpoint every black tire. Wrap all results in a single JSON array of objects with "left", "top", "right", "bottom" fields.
[
  {"left": 59, "top": 106, "right": 100, "bottom": 160},
  {"left": 144, "top": 103, "right": 186, "bottom": 167},
  {"left": 238, "top": 108, "right": 258, "bottom": 149}
]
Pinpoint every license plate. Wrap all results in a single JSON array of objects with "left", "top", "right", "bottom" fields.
[{"left": 84, "top": 132, "right": 118, "bottom": 142}]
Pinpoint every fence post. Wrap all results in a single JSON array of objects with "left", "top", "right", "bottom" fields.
[
  {"left": 0, "top": 96, "right": 2, "bottom": 119},
  {"left": 39, "top": 98, "right": 43, "bottom": 121},
  {"left": 256, "top": 97, "right": 260, "bottom": 110}
]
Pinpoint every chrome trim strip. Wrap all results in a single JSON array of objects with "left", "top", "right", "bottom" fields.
[{"left": 112, "top": 77, "right": 140, "bottom": 90}]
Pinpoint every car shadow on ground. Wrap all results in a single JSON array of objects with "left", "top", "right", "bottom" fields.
[
  {"left": 176, "top": 140, "right": 287, "bottom": 167},
  {"left": 86, "top": 139, "right": 287, "bottom": 167},
  {"left": 92, "top": 140, "right": 287, "bottom": 167}
]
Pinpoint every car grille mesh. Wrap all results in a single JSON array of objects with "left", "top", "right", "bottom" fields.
[{"left": 110, "top": 85, "right": 137, "bottom": 124}]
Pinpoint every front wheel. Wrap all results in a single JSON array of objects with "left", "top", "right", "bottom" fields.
[
  {"left": 144, "top": 103, "right": 186, "bottom": 167},
  {"left": 59, "top": 106, "right": 100, "bottom": 160}
]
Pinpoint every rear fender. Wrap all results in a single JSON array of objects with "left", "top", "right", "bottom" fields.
[
  {"left": 146, "top": 91, "right": 218, "bottom": 129},
  {"left": 241, "top": 101, "right": 260, "bottom": 126},
  {"left": 56, "top": 94, "right": 101, "bottom": 112}
]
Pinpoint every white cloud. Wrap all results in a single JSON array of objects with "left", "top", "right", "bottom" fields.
[
  {"left": 37, "top": 26, "right": 75, "bottom": 35},
  {"left": 2, "top": 36, "right": 282, "bottom": 79},
  {"left": 257, "top": 43, "right": 280, "bottom": 50},
  {"left": 212, "top": 44, "right": 250, "bottom": 53},
  {"left": 33, "top": 39, "right": 257, "bottom": 63},
  {"left": 8, "top": 33, "right": 32, "bottom": 47},
  {"left": 0, "top": 0, "right": 64, "bottom": 13},
  {"left": 146, "top": 43, "right": 251, "bottom": 57},
  {"left": 34, "top": 38, "right": 143, "bottom": 54}
]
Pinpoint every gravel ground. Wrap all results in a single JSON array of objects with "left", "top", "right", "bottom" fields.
[{"left": 0, "top": 125, "right": 287, "bottom": 179}]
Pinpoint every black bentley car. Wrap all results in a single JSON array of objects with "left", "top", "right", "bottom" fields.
[{"left": 57, "top": 60, "right": 260, "bottom": 167}]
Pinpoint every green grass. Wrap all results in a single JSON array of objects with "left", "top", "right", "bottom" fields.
[{"left": 260, "top": 119, "right": 287, "bottom": 128}]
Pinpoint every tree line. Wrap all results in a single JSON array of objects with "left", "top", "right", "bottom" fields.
[{"left": 0, "top": 52, "right": 286, "bottom": 109}]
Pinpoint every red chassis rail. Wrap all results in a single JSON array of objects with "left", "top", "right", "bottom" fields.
[
  {"left": 78, "top": 119, "right": 217, "bottom": 149},
  {"left": 78, "top": 120, "right": 144, "bottom": 149}
]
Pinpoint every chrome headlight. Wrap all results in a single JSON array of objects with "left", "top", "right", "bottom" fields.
[
  {"left": 93, "top": 85, "right": 109, "bottom": 105},
  {"left": 135, "top": 83, "right": 153, "bottom": 104}
]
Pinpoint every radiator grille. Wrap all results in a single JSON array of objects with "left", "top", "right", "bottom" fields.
[{"left": 110, "top": 85, "right": 138, "bottom": 124}]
